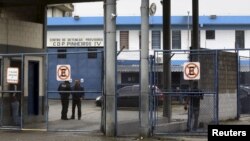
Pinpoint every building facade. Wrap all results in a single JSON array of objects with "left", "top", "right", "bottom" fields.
[{"left": 47, "top": 16, "right": 250, "bottom": 99}]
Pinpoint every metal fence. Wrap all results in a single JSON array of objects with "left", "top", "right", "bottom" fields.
[
  {"left": 1, "top": 48, "right": 250, "bottom": 136},
  {"left": 0, "top": 50, "right": 104, "bottom": 133},
  {"left": 238, "top": 50, "right": 250, "bottom": 115},
  {"left": 46, "top": 49, "right": 104, "bottom": 132},
  {"left": 116, "top": 50, "right": 141, "bottom": 136},
  {"left": 0, "top": 54, "right": 24, "bottom": 130},
  {"left": 150, "top": 49, "right": 244, "bottom": 135}
]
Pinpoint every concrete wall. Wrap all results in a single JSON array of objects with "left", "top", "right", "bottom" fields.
[
  {"left": 199, "top": 51, "right": 237, "bottom": 125},
  {"left": 0, "top": 6, "right": 38, "bottom": 21},
  {"left": 0, "top": 18, "right": 43, "bottom": 50}
]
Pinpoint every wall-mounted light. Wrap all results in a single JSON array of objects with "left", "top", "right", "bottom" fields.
[
  {"left": 210, "top": 15, "right": 217, "bottom": 19},
  {"left": 111, "top": 13, "right": 117, "bottom": 20},
  {"left": 74, "top": 15, "right": 80, "bottom": 20}
]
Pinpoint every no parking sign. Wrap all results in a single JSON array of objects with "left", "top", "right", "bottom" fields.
[
  {"left": 57, "top": 65, "right": 71, "bottom": 81},
  {"left": 183, "top": 62, "right": 200, "bottom": 80}
]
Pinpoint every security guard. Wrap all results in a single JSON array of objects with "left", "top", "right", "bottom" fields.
[
  {"left": 58, "top": 81, "right": 71, "bottom": 120},
  {"left": 71, "top": 80, "right": 85, "bottom": 120}
]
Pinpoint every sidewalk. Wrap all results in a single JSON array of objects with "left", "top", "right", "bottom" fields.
[
  {"left": 0, "top": 130, "right": 207, "bottom": 141},
  {"left": 0, "top": 115, "right": 249, "bottom": 141}
]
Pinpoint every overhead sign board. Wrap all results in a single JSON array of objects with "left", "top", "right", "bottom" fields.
[
  {"left": 183, "top": 62, "right": 200, "bottom": 80},
  {"left": 7, "top": 67, "right": 19, "bottom": 84},
  {"left": 48, "top": 37, "right": 103, "bottom": 47},
  {"left": 57, "top": 65, "right": 71, "bottom": 81}
]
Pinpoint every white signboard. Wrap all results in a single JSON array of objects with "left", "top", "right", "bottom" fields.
[
  {"left": 183, "top": 62, "right": 200, "bottom": 80},
  {"left": 57, "top": 65, "right": 71, "bottom": 81},
  {"left": 48, "top": 37, "right": 103, "bottom": 47},
  {"left": 7, "top": 67, "right": 19, "bottom": 84}
]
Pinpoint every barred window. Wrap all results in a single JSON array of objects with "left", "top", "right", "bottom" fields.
[
  {"left": 57, "top": 49, "right": 67, "bottom": 59},
  {"left": 152, "top": 31, "right": 161, "bottom": 49},
  {"left": 235, "top": 30, "right": 245, "bottom": 49},
  {"left": 120, "top": 31, "right": 129, "bottom": 50},
  {"left": 88, "top": 48, "right": 97, "bottom": 59},
  {"left": 172, "top": 30, "right": 181, "bottom": 49},
  {"left": 206, "top": 30, "right": 215, "bottom": 40}
]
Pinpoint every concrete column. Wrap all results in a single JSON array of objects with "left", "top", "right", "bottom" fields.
[
  {"left": 2, "top": 58, "right": 12, "bottom": 125},
  {"left": 140, "top": 0, "right": 150, "bottom": 137},
  {"left": 104, "top": 0, "right": 117, "bottom": 137}
]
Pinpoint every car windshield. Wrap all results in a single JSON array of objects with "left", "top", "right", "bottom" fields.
[
  {"left": 117, "top": 85, "right": 161, "bottom": 96},
  {"left": 118, "top": 85, "right": 139, "bottom": 96}
]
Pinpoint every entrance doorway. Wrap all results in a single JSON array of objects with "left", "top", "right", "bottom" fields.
[{"left": 28, "top": 61, "right": 39, "bottom": 115}]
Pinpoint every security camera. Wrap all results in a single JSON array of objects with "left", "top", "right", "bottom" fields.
[{"left": 111, "top": 13, "right": 117, "bottom": 19}]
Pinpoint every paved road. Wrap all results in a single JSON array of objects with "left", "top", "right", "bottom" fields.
[
  {"left": 0, "top": 130, "right": 208, "bottom": 141},
  {"left": 1, "top": 100, "right": 250, "bottom": 141}
]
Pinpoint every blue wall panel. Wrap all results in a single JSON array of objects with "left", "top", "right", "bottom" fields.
[{"left": 47, "top": 48, "right": 103, "bottom": 99}]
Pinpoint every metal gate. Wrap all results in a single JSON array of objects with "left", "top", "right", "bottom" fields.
[
  {"left": 46, "top": 48, "right": 104, "bottom": 132},
  {"left": 0, "top": 54, "right": 23, "bottom": 129},
  {"left": 150, "top": 49, "right": 237, "bottom": 135},
  {"left": 238, "top": 49, "right": 250, "bottom": 116},
  {"left": 116, "top": 50, "right": 141, "bottom": 136},
  {"left": 0, "top": 53, "right": 47, "bottom": 130}
]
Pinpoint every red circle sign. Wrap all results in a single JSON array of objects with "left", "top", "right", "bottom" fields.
[
  {"left": 57, "top": 66, "right": 70, "bottom": 80},
  {"left": 184, "top": 63, "right": 200, "bottom": 79}
]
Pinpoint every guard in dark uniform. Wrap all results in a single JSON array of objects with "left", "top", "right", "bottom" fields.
[
  {"left": 184, "top": 81, "right": 204, "bottom": 131},
  {"left": 58, "top": 81, "right": 71, "bottom": 120},
  {"left": 71, "top": 80, "right": 85, "bottom": 120}
]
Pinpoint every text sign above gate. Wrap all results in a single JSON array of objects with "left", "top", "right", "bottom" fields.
[
  {"left": 7, "top": 67, "right": 19, "bottom": 84},
  {"left": 57, "top": 65, "right": 71, "bottom": 81},
  {"left": 183, "top": 62, "right": 200, "bottom": 80}
]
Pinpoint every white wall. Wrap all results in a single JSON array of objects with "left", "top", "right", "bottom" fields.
[
  {"left": 200, "top": 30, "right": 235, "bottom": 49},
  {"left": 52, "top": 8, "right": 64, "bottom": 17},
  {"left": 47, "top": 28, "right": 250, "bottom": 59},
  {"left": 245, "top": 30, "right": 250, "bottom": 48},
  {"left": 47, "top": 30, "right": 104, "bottom": 47},
  {"left": 47, "top": 8, "right": 53, "bottom": 17},
  {"left": 129, "top": 30, "right": 140, "bottom": 50}
]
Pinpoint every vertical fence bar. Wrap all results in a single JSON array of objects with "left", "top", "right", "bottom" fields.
[
  {"left": 215, "top": 50, "right": 219, "bottom": 124},
  {"left": 149, "top": 55, "right": 153, "bottom": 134},
  {"left": 0, "top": 56, "right": 3, "bottom": 126},
  {"left": 21, "top": 54, "right": 24, "bottom": 129},
  {"left": 45, "top": 53, "right": 49, "bottom": 131},
  {"left": 236, "top": 49, "right": 240, "bottom": 119}
]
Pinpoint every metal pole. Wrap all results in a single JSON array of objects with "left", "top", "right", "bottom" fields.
[
  {"left": 192, "top": 0, "right": 199, "bottom": 50},
  {"left": 162, "top": 0, "right": 172, "bottom": 121},
  {"left": 104, "top": 0, "right": 117, "bottom": 137},
  {"left": 187, "top": 11, "right": 190, "bottom": 48},
  {"left": 140, "top": 0, "right": 150, "bottom": 137}
]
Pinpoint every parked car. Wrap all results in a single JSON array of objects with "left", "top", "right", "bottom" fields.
[
  {"left": 239, "top": 85, "right": 250, "bottom": 114},
  {"left": 95, "top": 85, "right": 163, "bottom": 107}
]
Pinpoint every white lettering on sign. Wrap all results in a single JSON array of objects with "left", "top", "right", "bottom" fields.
[
  {"left": 57, "top": 65, "right": 71, "bottom": 81},
  {"left": 7, "top": 67, "right": 19, "bottom": 84},
  {"left": 48, "top": 37, "right": 104, "bottom": 47},
  {"left": 183, "top": 62, "right": 200, "bottom": 80}
]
